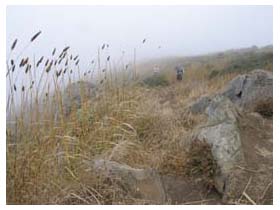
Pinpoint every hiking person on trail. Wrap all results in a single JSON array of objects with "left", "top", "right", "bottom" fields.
[
  {"left": 175, "top": 65, "right": 184, "bottom": 81},
  {"left": 153, "top": 65, "right": 160, "bottom": 76}
]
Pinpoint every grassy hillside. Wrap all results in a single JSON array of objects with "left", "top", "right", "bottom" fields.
[
  {"left": 6, "top": 36, "right": 273, "bottom": 204},
  {"left": 138, "top": 45, "right": 272, "bottom": 81}
]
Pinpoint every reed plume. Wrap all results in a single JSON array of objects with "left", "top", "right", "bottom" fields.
[
  {"left": 36, "top": 56, "right": 44, "bottom": 67},
  {"left": 30, "top": 31, "right": 42, "bottom": 42},
  {"left": 73, "top": 55, "right": 78, "bottom": 61},
  {"left": 11, "top": 39, "right": 18, "bottom": 51},
  {"left": 52, "top": 48, "right": 56, "bottom": 56}
]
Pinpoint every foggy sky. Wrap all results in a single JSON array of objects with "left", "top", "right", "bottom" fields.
[{"left": 7, "top": 5, "right": 272, "bottom": 66}]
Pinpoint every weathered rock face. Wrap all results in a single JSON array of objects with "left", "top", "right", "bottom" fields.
[
  {"left": 87, "top": 159, "right": 222, "bottom": 204},
  {"left": 62, "top": 81, "right": 96, "bottom": 116},
  {"left": 90, "top": 159, "right": 166, "bottom": 203},
  {"left": 222, "top": 69, "right": 272, "bottom": 115},
  {"left": 194, "top": 95, "right": 248, "bottom": 198},
  {"left": 189, "top": 96, "right": 212, "bottom": 114}
]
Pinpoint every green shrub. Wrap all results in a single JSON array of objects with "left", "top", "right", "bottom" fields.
[
  {"left": 208, "top": 70, "right": 220, "bottom": 79},
  {"left": 142, "top": 74, "right": 169, "bottom": 87}
]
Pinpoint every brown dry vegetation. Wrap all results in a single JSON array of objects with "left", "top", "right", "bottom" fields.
[{"left": 6, "top": 33, "right": 272, "bottom": 204}]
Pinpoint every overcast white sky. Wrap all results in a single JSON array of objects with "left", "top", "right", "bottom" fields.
[{"left": 6, "top": 5, "right": 272, "bottom": 65}]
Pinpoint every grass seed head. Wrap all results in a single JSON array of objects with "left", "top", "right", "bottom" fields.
[
  {"left": 30, "top": 31, "right": 42, "bottom": 42},
  {"left": 52, "top": 48, "right": 56, "bottom": 56},
  {"left": 11, "top": 39, "right": 18, "bottom": 51},
  {"left": 45, "top": 59, "right": 49, "bottom": 67},
  {"left": 36, "top": 56, "right": 44, "bottom": 67},
  {"left": 63, "top": 46, "right": 70, "bottom": 52}
]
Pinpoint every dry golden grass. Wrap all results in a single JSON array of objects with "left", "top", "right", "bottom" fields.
[{"left": 6, "top": 34, "right": 273, "bottom": 204}]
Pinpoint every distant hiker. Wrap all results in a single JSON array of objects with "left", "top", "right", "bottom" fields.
[
  {"left": 153, "top": 65, "right": 160, "bottom": 76},
  {"left": 175, "top": 65, "right": 184, "bottom": 81}
]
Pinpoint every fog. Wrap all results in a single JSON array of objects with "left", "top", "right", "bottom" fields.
[
  {"left": 7, "top": 5, "right": 272, "bottom": 66},
  {"left": 6, "top": 5, "right": 273, "bottom": 111}
]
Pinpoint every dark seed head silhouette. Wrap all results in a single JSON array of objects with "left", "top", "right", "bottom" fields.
[
  {"left": 22, "top": 86, "right": 25, "bottom": 92},
  {"left": 101, "top": 44, "right": 106, "bottom": 50},
  {"left": 52, "top": 48, "right": 56, "bottom": 56},
  {"left": 45, "top": 59, "right": 49, "bottom": 67},
  {"left": 62, "top": 52, "right": 67, "bottom": 59},
  {"left": 11, "top": 39, "right": 17, "bottom": 51},
  {"left": 107, "top": 56, "right": 110, "bottom": 61},
  {"left": 13, "top": 84, "right": 17, "bottom": 92},
  {"left": 62, "top": 46, "right": 70, "bottom": 52},
  {"left": 58, "top": 51, "right": 64, "bottom": 59},
  {"left": 23, "top": 57, "right": 29, "bottom": 66},
  {"left": 30, "top": 31, "right": 42, "bottom": 42},
  {"left": 19, "top": 59, "right": 24, "bottom": 67},
  {"left": 12, "top": 65, "right": 15, "bottom": 72},
  {"left": 11, "top": 59, "right": 14, "bottom": 66},
  {"left": 142, "top": 38, "right": 146, "bottom": 43},
  {"left": 25, "top": 65, "right": 30, "bottom": 74},
  {"left": 56, "top": 69, "right": 62, "bottom": 77},
  {"left": 73, "top": 55, "right": 78, "bottom": 61},
  {"left": 36, "top": 56, "right": 44, "bottom": 67}
]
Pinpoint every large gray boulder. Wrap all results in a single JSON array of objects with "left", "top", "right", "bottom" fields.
[
  {"left": 194, "top": 95, "right": 248, "bottom": 199},
  {"left": 222, "top": 69, "right": 272, "bottom": 115}
]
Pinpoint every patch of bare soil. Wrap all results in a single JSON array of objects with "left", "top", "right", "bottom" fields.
[
  {"left": 162, "top": 175, "right": 222, "bottom": 204},
  {"left": 237, "top": 112, "right": 273, "bottom": 204}
]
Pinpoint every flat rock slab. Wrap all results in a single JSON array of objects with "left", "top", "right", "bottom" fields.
[{"left": 90, "top": 159, "right": 166, "bottom": 203}]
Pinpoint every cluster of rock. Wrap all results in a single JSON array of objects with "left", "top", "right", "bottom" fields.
[
  {"left": 66, "top": 69, "right": 273, "bottom": 204},
  {"left": 189, "top": 69, "right": 273, "bottom": 115},
  {"left": 188, "top": 69, "right": 273, "bottom": 202}
]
